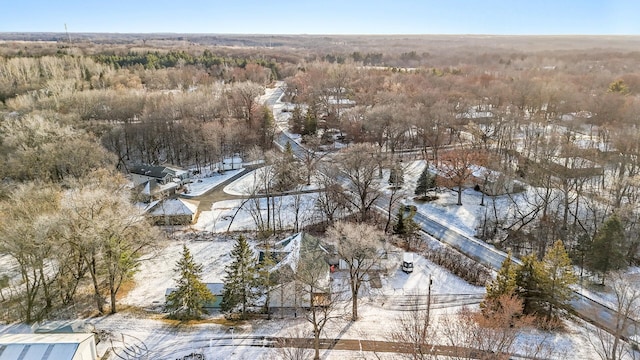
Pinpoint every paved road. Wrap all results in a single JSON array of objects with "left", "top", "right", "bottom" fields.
[{"left": 268, "top": 83, "right": 640, "bottom": 344}]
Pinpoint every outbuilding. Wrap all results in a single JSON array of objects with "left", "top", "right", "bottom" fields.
[{"left": 0, "top": 333, "right": 97, "bottom": 360}]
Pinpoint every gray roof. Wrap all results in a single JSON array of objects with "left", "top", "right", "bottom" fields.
[
  {"left": 166, "top": 283, "right": 224, "bottom": 296},
  {"left": 129, "top": 165, "right": 171, "bottom": 179}
]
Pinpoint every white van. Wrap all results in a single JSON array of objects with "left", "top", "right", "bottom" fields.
[{"left": 402, "top": 252, "right": 414, "bottom": 273}]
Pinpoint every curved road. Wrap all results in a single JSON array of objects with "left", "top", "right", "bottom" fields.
[{"left": 265, "top": 83, "right": 640, "bottom": 346}]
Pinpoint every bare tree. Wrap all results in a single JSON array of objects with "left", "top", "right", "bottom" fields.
[
  {"left": 315, "top": 163, "right": 348, "bottom": 225},
  {"left": 295, "top": 236, "right": 344, "bottom": 360},
  {"left": 589, "top": 272, "right": 640, "bottom": 360},
  {"left": 273, "top": 328, "right": 314, "bottom": 360},
  {"left": 389, "top": 296, "right": 436, "bottom": 360},
  {"left": 61, "top": 170, "right": 160, "bottom": 314},
  {"left": 337, "top": 143, "right": 383, "bottom": 223},
  {"left": 438, "top": 146, "right": 485, "bottom": 206},
  {"left": 439, "top": 295, "right": 534, "bottom": 359},
  {"left": 0, "top": 182, "right": 61, "bottom": 322},
  {"left": 326, "top": 221, "right": 388, "bottom": 321}
]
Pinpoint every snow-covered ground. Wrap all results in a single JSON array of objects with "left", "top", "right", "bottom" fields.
[
  {"left": 0, "top": 86, "right": 631, "bottom": 358},
  {"left": 182, "top": 167, "right": 245, "bottom": 197},
  {"left": 63, "top": 235, "right": 599, "bottom": 359}
]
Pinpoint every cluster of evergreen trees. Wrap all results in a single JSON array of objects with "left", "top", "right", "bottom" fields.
[
  {"left": 167, "top": 236, "right": 270, "bottom": 320},
  {"left": 483, "top": 240, "right": 576, "bottom": 321},
  {"left": 93, "top": 50, "right": 279, "bottom": 76}
]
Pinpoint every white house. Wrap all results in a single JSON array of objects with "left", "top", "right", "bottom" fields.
[{"left": 262, "top": 233, "right": 331, "bottom": 309}]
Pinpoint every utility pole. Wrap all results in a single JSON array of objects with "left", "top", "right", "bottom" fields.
[
  {"left": 426, "top": 274, "right": 432, "bottom": 327},
  {"left": 64, "top": 24, "right": 71, "bottom": 43}
]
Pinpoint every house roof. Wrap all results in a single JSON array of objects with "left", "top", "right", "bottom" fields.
[
  {"left": 0, "top": 333, "right": 94, "bottom": 360},
  {"left": 129, "top": 165, "right": 171, "bottom": 179},
  {"left": 166, "top": 282, "right": 224, "bottom": 296},
  {"left": 149, "top": 198, "right": 199, "bottom": 217},
  {"left": 268, "top": 233, "right": 329, "bottom": 284}
]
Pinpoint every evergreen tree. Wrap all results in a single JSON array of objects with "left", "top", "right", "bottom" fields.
[
  {"left": 414, "top": 166, "right": 435, "bottom": 197},
  {"left": 273, "top": 142, "right": 303, "bottom": 191},
  {"left": 221, "top": 235, "right": 258, "bottom": 318},
  {"left": 540, "top": 240, "right": 576, "bottom": 320},
  {"left": 587, "top": 214, "right": 627, "bottom": 285},
  {"left": 483, "top": 253, "right": 517, "bottom": 311},
  {"left": 393, "top": 206, "right": 419, "bottom": 239},
  {"left": 515, "top": 254, "right": 545, "bottom": 315},
  {"left": 166, "top": 245, "right": 215, "bottom": 320},
  {"left": 393, "top": 207, "right": 406, "bottom": 235},
  {"left": 288, "top": 105, "right": 304, "bottom": 134},
  {"left": 303, "top": 109, "right": 318, "bottom": 136}
]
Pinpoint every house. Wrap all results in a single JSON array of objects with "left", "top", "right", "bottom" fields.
[
  {"left": 130, "top": 165, "right": 190, "bottom": 186},
  {"left": 165, "top": 282, "right": 223, "bottom": 309},
  {"left": 146, "top": 198, "right": 200, "bottom": 225},
  {"left": 130, "top": 165, "right": 191, "bottom": 200},
  {"left": 0, "top": 333, "right": 97, "bottom": 360},
  {"left": 262, "top": 233, "right": 331, "bottom": 309}
]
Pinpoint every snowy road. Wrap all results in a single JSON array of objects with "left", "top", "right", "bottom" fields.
[{"left": 267, "top": 82, "right": 639, "bottom": 344}]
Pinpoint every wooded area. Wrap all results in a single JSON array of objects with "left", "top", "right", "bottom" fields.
[{"left": 1, "top": 36, "right": 640, "bottom": 356}]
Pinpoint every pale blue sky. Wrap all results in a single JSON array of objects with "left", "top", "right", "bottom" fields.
[{"left": 1, "top": 0, "right": 639, "bottom": 35}]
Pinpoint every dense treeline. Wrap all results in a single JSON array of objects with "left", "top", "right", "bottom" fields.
[
  {"left": 93, "top": 49, "right": 281, "bottom": 78},
  {"left": 3, "top": 38, "right": 640, "bottom": 324}
]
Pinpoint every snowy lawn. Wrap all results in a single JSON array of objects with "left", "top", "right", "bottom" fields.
[{"left": 182, "top": 167, "right": 244, "bottom": 197}]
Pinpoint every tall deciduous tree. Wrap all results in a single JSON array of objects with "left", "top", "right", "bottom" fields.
[
  {"left": 439, "top": 147, "right": 485, "bottom": 206},
  {"left": 61, "top": 170, "right": 159, "bottom": 314},
  {"left": 166, "top": 245, "right": 215, "bottom": 320},
  {"left": 337, "top": 143, "right": 382, "bottom": 223},
  {"left": 589, "top": 272, "right": 640, "bottom": 360},
  {"left": 0, "top": 182, "right": 61, "bottom": 323},
  {"left": 326, "top": 221, "right": 387, "bottom": 321},
  {"left": 221, "top": 235, "right": 257, "bottom": 318}
]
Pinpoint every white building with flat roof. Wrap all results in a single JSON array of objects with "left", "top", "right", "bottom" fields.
[{"left": 0, "top": 333, "right": 97, "bottom": 360}]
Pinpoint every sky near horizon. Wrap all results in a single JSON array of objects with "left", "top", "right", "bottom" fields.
[{"left": 1, "top": 0, "right": 639, "bottom": 35}]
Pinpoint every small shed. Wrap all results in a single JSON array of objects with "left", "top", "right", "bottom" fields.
[
  {"left": 0, "top": 333, "right": 97, "bottom": 360},
  {"left": 165, "top": 282, "right": 223, "bottom": 309}
]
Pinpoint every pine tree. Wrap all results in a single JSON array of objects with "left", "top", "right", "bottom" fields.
[
  {"left": 587, "top": 214, "right": 627, "bottom": 285},
  {"left": 273, "top": 143, "right": 302, "bottom": 191},
  {"left": 221, "top": 235, "right": 257, "bottom": 318},
  {"left": 414, "top": 166, "right": 435, "bottom": 197},
  {"left": 166, "top": 245, "right": 215, "bottom": 320},
  {"left": 539, "top": 240, "right": 576, "bottom": 320},
  {"left": 483, "top": 253, "right": 517, "bottom": 312},
  {"left": 303, "top": 109, "right": 318, "bottom": 135},
  {"left": 515, "top": 254, "right": 545, "bottom": 315},
  {"left": 289, "top": 105, "right": 304, "bottom": 134},
  {"left": 393, "top": 207, "right": 406, "bottom": 235}
]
